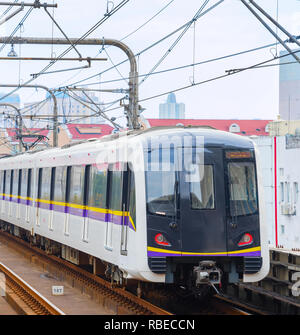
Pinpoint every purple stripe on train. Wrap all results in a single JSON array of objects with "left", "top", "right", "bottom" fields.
[
  {"left": 147, "top": 250, "right": 261, "bottom": 257},
  {"left": 52, "top": 203, "right": 66, "bottom": 213},
  {"left": 19, "top": 198, "right": 28, "bottom": 205},
  {"left": 10, "top": 197, "right": 19, "bottom": 204},
  {"left": 68, "top": 206, "right": 84, "bottom": 217},
  {"left": 2, "top": 197, "right": 136, "bottom": 231},
  {"left": 87, "top": 210, "right": 106, "bottom": 221},
  {"left": 38, "top": 201, "right": 51, "bottom": 210}
]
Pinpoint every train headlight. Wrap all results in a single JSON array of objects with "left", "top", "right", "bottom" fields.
[
  {"left": 155, "top": 233, "right": 171, "bottom": 247},
  {"left": 238, "top": 233, "right": 253, "bottom": 247}
]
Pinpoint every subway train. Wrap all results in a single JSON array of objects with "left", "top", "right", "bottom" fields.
[{"left": 0, "top": 126, "right": 269, "bottom": 294}]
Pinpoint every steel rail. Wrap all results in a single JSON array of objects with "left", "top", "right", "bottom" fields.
[
  {"left": 0, "top": 231, "right": 171, "bottom": 315},
  {"left": 0, "top": 261, "right": 65, "bottom": 315}
]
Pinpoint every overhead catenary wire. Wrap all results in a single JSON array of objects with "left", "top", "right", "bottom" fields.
[
  {"left": 139, "top": 0, "right": 211, "bottom": 86},
  {"left": 0, "top": 5, "right": 34, "bottom": 53},
  {"left": 0, "top": 0, "right": 298, "bottom": 150},
  {"left": 66, "top": 0, "right": 225, "bottom": 88},
  {"left": 0, "top": 0, "right": 18, "bottom": 20},
  {"left": 9, "top": 45, "right": 299, "bottom": 139},
  {"left": 0, "top": 0, "right": 130, "bottom": 102},
  {"left": 55, "top": 0, "right": 177, "bottom": 89},
  {"left": 69, "top": 39, "right": 294, "bottom": 88}
]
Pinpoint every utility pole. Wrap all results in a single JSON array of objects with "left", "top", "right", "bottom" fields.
[
  {"left": 0, "top": 103, "right": 23, "bottom": 152},
  {"left": 0, "top": 37, "right": 142, "bottom": 130},
  {"left": 0, "top": 84, "right": 58, "bottom": 147}
]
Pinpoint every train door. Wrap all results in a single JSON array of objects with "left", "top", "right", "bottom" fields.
[
  {"left": 120, "top": 166, "right": 128, "bottom": 255},
  {"left": 146, "top": 145, "right": 182, "bottom": 253},
  {"left": 9, "top": 170, "right": 14, "bottom": 217},
  {"left": 1, "top": 171, "right": 6, "bottom": 215},
  {"left": 36, "top": 168, "right": 42, "bottom": 226},
  {"left": 26, "top": 169, "right": 32, "bottom": 223},
  {"left": 106, "top": 163, "right": 123, "bottom": 251},
  {"left": 178, "top": 147, "right": 227, "bottom": 254},
  {"left": 120, "top": 165, "right": 136, "bottom": 255},
  {"left": 17, "top": 169, "right": 22, "bottom": 220}
]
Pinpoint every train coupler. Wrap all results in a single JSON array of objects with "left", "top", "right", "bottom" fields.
[{"left": 193, "top": 260, "right": 222, "bottom": 287}]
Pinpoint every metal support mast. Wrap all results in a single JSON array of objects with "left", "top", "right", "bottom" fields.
[
  {"left": 0, "top": 37, "right": 141, "bottom": 130},
  {"left": 0, "top": 84, "right": 58, "bottom": 146},
  {"left": 0, "top": 103, "right": 23, "bottom": 152}
]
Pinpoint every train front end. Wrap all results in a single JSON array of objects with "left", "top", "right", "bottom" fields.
[{"left": 144, "top": 128, "right": 269, "bottom": 293}]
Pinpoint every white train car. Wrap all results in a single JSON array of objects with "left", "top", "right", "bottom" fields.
[{"left": 0, "top": 127, "right": 269, "bottom": 293}]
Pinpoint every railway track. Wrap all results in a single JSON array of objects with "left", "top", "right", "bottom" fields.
[
  {"left": 0, "top": 230, "right": 171, "bottom": 315},
  {"left": 0, "top": 230, "right": 265, "bottom": 315},
  {"left": 0, "top": 261, "right": 64, "bottom": 315}
]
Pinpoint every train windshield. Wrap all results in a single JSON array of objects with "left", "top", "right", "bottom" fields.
[
  {"left": 228, "top": 162, "right": 258, "bottom": 216},
  {"left": 145, "top": 147, "right": 176, "bottom": 217},
  {"left": 146, "top": 171, "right": 176, "bottom": 217},
  {"left": 190, "top": 165, "right": 215, "bottom": 210}
]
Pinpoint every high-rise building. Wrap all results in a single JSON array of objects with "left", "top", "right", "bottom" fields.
[
  {"left": 279, "top": 50, "right": 300, "bottom": 121},
  {"left": 159, "top": 93, "right": 185, "bottom": 119}
]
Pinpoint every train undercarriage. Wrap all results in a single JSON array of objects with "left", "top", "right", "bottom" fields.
[{"left": 0, "top": 221, "right": 246, "bottom": 300}]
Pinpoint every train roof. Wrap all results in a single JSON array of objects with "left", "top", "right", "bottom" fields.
[{"left": 0, "top": 126, "right": 255, "bottom": 168}]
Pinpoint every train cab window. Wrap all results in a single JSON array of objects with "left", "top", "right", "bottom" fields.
[
  {"left": 88, "top": 164, "right": 107, "bottom": 209},
  {"left": 228, "top": 162, "right": 258, "bottom": 216},
  {"left": 190, "top": 165, "right": 215, "bottom": 210},
  {"left": 69, "top": 166, "right": 85, "bottom": 205},
  {"left": 53, "top": 166, "right": 67, "bottom": 203}
]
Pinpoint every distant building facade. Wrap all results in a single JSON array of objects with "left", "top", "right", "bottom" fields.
[
  {"left": 145, "top": 118, "right": 271, "bottom": 136},
  {"left": 24, "top": 91, "right": 106, "bottom": 128},
  {"left": 279, "top": 50, "right": 300, "bottom": 120},
  {"left": 0, "top": 93, "right": 21, "bottom": 129},
  {"left": 159, "top": 93, "right": 185, "bottom": 119}
]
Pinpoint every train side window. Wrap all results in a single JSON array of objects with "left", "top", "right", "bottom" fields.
[
  {"left": 69, "top": 165, "right": 85, "bottom": 205},
  {"left": 41, "top": 167, "right": 52, "bottom": 200},
  {"left": 5, "top": 170, "right": 11, "bottom": 197},
  {"left": 109, "top": 167, "right": 123, "bottom": 212},
  {"left": 190, "top": 165, "right": 215, "bottom": 210},
  {"left": 128, "top": 168, "right": 136, "bottom": 229},
  {"left": 19, "top": 169, "right": 26, "bottom": 197},
  {"left": 88, "top": 164, "right": 107, "bottom": 209},
  {"left": 12, "top": 169, "right": 19, "bottom": 196},
  {"left": 53, "top": 166, "right": 67, "bottom": 203}
]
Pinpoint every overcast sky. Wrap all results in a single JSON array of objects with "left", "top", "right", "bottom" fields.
[{"left": 0, "top": 0, "right": 299, "bottom": 124}]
